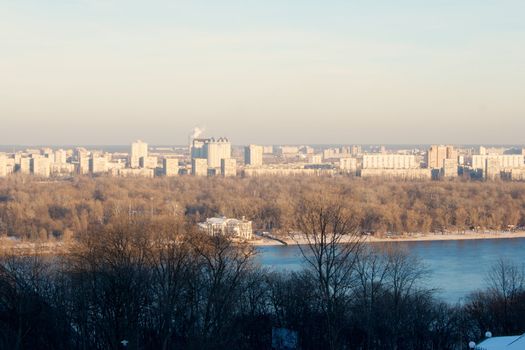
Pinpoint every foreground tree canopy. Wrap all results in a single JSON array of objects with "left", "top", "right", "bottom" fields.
[
  {"left": 1, "top": 176, "right": 525, "bottom": 241},
  {"left": 1, "top": 214, "right": 524, "bottom": 350}
]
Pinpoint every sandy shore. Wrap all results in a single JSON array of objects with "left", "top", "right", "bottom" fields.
[
  {"left": 251, "top": 230, "right": 525, "bottom": 246},
  {"left": 2, "top": 231, "right": 525, "bottom": 254}
]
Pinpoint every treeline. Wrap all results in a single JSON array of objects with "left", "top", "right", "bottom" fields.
[
  {"left": 1, "top": 175, "right": 525, "bottom": 240},
  {"left": 1, "top": 212, "right": 524, "bottom": 350}
]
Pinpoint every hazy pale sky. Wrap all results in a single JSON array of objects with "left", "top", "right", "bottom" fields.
[{"left": 1, "top": 0, "right": 524, "bottom": 145}]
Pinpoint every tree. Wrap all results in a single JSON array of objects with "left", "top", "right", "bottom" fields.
[{"left": 292, "top": 194, "right": 363, "bottom": 350}]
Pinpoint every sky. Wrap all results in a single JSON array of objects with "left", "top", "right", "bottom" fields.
[{"left": 1, "top": 0, "right": 525, "bottom": 145}]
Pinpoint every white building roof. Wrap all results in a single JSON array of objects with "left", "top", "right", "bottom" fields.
[{"left": 476, "top": 334, "right": 525, "bottom": 350}]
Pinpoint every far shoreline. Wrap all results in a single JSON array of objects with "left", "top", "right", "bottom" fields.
[
  {"left": 252, "top": 230, "right": 525, "bottom": 246},
  {"left": 2, "top": 231, "right": 525, "bottom": 255}
]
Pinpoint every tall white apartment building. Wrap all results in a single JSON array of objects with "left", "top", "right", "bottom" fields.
[
  {"left": 130, "top": 140, "right": 148, "bottom": 168},
  {"left": 245, "top": 144, "right": 263, "bottom": 167},
  {"left": 472, "top": 155, "right": 524, "bottom": 172},
  {"left": 90, "top": 155, "right": 108, "bottom": 174},
  {"left": 163, "top": 158, "right": 179, "bottom": 176},
  {"left": 0, "top": 154, "right": 7, "bottom": 177},
  {"left": 54, "top": 149, "right": 68, "bottom": 164},
  {"left": 78, "top": 156, "right": 90, "bottom": 175},
  {"left": 203, "top": 138, "right": 231, "bottom": 168},
  {"left": 19, "top": 157, "right": 32, "bottom": 174},
  {"left": 362, "top": 154, "right": 417, "bottom": 169},
  {"left": 308, "top": 154, "right": 323, "bottom": 164},
  {"left": 31, "top": 157, "right": 51, "bottom": 177},
  {"left": 427, "top": 145, "right": 457, "bottom": 169},
  {"left": 221, "top": 158, "right": 237, "bottom": 177},
  {"left": 441, "top": 158, "right": 458, "bottom": 178},
  {"left": 140, "top": 156, "right": 158, "bottom": 169},
  {"left": 275, "top": 146, "right": 299, "bottom": 157},
  {"left": 339, "top": 157, "right": 357, "bottom": 172},
  {"left": 192, "top": 158, "right": 208, "bottom": 176}
]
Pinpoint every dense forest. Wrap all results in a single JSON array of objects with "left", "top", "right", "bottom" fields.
[{"left": 1, "top": 175, "right": 525, "bottom": 241}]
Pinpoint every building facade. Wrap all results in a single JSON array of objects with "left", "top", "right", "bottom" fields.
[
  {"left": 130, "top": 140, "right": 148, "bottom": 168},
  {"left": 198, "top": 217, "right": 253, "bottom": 239},
  {"left": 245, "top": 144, "right": 263, "bottom": 167},
  {"left": 163, "top": 158, "right": 179, "bottom": 176},
  {"left": 362, "top": 154, "right": 417, "bottom": 169},
  {"left": 192, "top": 158, "right": 208, "bottom": 176},
  {"left": 427, "top": 145, "right": 457, "bottom": 169},
  {"left": 221, "top": 158, "right": 237, "bottom": 177}
]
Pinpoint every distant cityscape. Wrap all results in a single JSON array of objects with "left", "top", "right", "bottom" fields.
[{"left": 1, "top": 130, "right": 525, "bottom": 181}]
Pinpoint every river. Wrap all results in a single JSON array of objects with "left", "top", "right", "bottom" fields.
[{"left": 256, "top": 237, "right": 525, "bottom": 303}]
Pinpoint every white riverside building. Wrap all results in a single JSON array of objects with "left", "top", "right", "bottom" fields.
[{"left": 198, "top": 217, "right": 253, "bottom": 240}]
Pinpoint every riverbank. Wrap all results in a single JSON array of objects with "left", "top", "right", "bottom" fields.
[
  {"left": 251, "top": 230, "right": 525, "bottom": 246},
  {"left": 3, "top": 231, "right": 525, "bottom": 254}
]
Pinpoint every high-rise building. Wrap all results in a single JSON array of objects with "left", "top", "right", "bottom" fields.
[
  {"left": 202, "top": 137, "right": 231, "bottom": 168},
  {"left": 140, "top": 156, "right": 158, "bottom": 169},
  {"left": 0, "top": 154, "right": 7, "bottom": 177},
  {"left": 192, "top": 158, "right": 208, "bottom": 176},
  {"left": 275, "top": 146, "right": 299, "bottom": 157},
  {"left": 427, "top": 145, "right": 457, "bottom": 169},
  {"left": 263, "top": 146, "right": 273, "bottom": 154},
  {"left": 485, "top": 158, "right": 501, "bottom": 180},
  {"left": 130, "top": 140, "right": 148, "bottom": 168},
  {"left": 339, "top": 157, "right": 357, "bottom": 172},
  {"left": 308, "top": 154, "right": 323, "bottom": 164},
  {"left": 19, "top": 157, "right": 31, "bottom": 174},
  {"left": 299, "top": 146, "right": 314, "bottom": 154},
  {"left": 31, "top": 157, "right": 50, "bottom": 177},
  {"left": 191, "top": 138, "right": 207, "bottom": 159},
  {"left": 441, "top": 159, "right": 458, "bottom": 178},
  {"left": 472, "top": 155, "right": 524, "bottom": 174},
  {"left": 90, "top": 156, "right": 108, "bottom": 174},
  {"left": 221, "top": 158, "right": 237, "bottom": 177},
  {"left": 163, "top": 158, "right": 179, "bottom": 176},
  {"left": 78, "top": 156, "right": 90, "bottom": 175},
  {"left": 42, "top": 148, "right": 54, "bottom": 163},
  {"left": 362, "top": 154, "right": 417, "bottom": 169},
  {"left": 245, "top": 144, "right": 263, "bottom": 167},
  {"left": 54, "top": 149, "right": 68, "bottom": 164}
]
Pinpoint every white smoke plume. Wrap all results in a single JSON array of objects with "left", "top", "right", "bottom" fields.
[{"left": 190, "top": 126, "right": 205, "bottom": 140}]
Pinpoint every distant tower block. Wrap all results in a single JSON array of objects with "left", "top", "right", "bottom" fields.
[
  {"left": 221, "top": 158, "right": 237, "bottom": 177},
  {"left": 192, "top": 158, "right": 208, "bottom": 176},
  {"left": 245, "top": 144, "right": 263, "bottom": 166},
  {"left": 163, "top": 158, "right": 179, "bottom": 176},
  {"left": 130, "top": 140, "right": 148, "bottom": 168}
]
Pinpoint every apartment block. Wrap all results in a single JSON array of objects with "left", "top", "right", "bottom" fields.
[
  {"left": 245, "top": 144, "right": 263, "bottom": 167},
  {"left": 221, "top": 158, "right": 237, "bottom": 177},
  {"left": 0, "top": 154, "right": 7, "bottom": 177},
  {"left": 427, "top": 145, "right": 457, "bottom": 169},
  {"left": 130, "top": 140, "right": 148, "bottom": 168},
  {"left": 163, "top": 158, "right": 179, "bottom": 176},
  {"left": 362, "top": 154, "right": 417, "bottom": 169},
  {"left": 31, "top": 157, "right": 51, "bottom": 177},
  {"left": 192, "top": 158, "right": 208, "bottom": 176}
]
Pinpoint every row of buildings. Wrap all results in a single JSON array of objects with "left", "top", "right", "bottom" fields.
[{"left": 1, "top": 140, "right": 525, "bottom": 181}]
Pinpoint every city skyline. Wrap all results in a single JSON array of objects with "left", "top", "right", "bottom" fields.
[{"left": 2, "top": 1, "right": 525, "bottom": 145}]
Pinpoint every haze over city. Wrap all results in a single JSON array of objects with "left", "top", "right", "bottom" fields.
[{"left": 2, "top": 0, "right": 525, "bottom": 145}]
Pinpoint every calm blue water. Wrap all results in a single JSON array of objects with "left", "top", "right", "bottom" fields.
[{"left": 256, "top": 238, "right": 525, "bottom": 303}]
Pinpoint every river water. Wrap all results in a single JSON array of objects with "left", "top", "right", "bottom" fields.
[{"left": 256, "top": 238, "right": 525, "bottom": 303}]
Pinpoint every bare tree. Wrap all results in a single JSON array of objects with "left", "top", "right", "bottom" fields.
[{"left": 292, "top": 194, "right": 363, "bottom": 350}]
